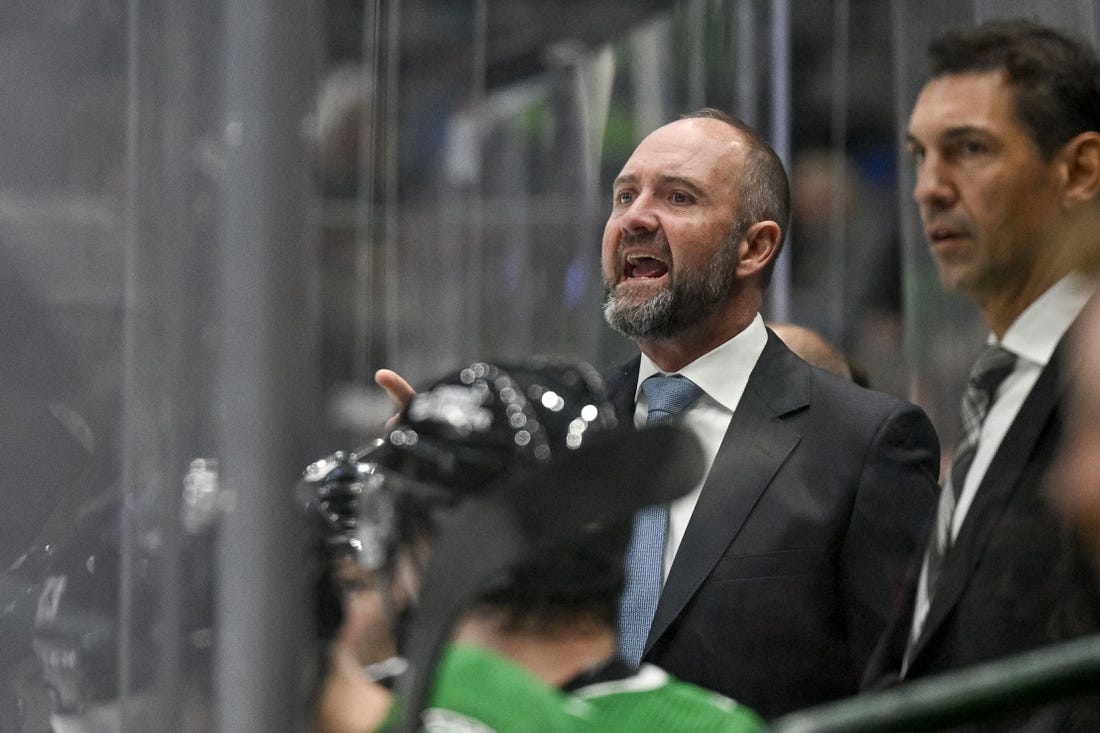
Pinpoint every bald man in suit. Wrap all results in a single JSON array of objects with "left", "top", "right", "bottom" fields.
[{"left": 600, "top": 107, "right": 940, "bottom": 719}]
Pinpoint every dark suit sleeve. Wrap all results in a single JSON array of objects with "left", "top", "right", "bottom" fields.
[{"left": 840, "top": 401, "right": 940, "bottom": 673}]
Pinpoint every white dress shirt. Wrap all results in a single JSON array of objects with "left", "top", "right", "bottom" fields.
[
  {"left": 909, "top": 272, "right": 1096, "bottom": 649},
  {"left": 634, "top": 313, "right": 768, "bottom": 580}
]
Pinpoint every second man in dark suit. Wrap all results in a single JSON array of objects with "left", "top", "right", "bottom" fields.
[
  {"left": 602, "top": 107, "right": 941, "bottom": 719},
  {"left": 863, "top": 20, "right": 1100, "bottom": 730}
]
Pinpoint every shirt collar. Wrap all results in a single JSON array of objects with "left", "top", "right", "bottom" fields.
[
  {"left": 637, "top": 313, "right": 767, "bottom": 412},
  {"left": 997, "top": 272, "right": 1096, "bottom": 367}
]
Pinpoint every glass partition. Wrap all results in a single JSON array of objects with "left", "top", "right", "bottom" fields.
[
  {"left": 0, "top": 2, "right": 322, "bottom": 732},
  {"left": 318, "top": 0, "right": 802, "bottom": 438}
]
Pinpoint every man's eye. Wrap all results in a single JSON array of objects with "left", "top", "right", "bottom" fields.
[
  {"left": 615, "top": 191, "right": 635, "bottom": 205},
  {"left": 670, "top": 191, "right": 693, "bottom": 204},
  {"left": 955, "top": 139, "right": 988, "bottom": 157}
]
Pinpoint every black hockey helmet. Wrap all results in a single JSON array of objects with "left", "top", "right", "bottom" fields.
[{"left": 300, "top": 357, "right": 704, "bottom": 576}]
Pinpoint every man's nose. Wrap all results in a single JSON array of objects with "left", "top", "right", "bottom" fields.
[
  {"left": 616, "top": 191, "right": 660, "bottom": 235},
  {"left": 912, "top": 154, "right": 956, "bottom": 209}
]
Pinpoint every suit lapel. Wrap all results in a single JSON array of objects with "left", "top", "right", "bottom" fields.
[
  {"left": 645, "top": 332, "right": 808, "bottom": 650},
  {"left": 603, "top": 356, "right": 642, "bottom": 427},
  {"left": 906, "top": 344, "right": 1066, "bottom": 665}
]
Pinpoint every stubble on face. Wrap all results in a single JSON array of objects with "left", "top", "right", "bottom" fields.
[
  {"left": 908, "top": 72, "right": 1065, "bottom": 313},
  {"left": 602, "top": 227, "right": 740, "bottom": 340}
]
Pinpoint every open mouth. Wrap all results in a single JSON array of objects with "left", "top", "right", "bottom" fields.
[{"left": 623, "top": 253, "right": 669, "bottom": 280}]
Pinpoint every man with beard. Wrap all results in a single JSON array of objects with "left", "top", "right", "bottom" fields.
[{"left": 599, "top": 108, "right": 941, "bottom": 719}]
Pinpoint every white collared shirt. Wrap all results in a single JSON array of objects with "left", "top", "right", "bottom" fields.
[
  {"left": 634, "top": 313, "right": 768, "bottom": 580},
  {"left": 950, "top": 272, "right": 1096, "bottom": 536},
  {"left": 908, "top": 272, "right": 1096, "bottom": 656}
]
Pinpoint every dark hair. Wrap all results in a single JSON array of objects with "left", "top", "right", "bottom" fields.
[
  {"left": 681, "top": 107, "right": 791, "bottom": 287},
  {"left": 472, "top": 519, "right": 632, "bottom": 634},
  {"left": 926, "top": 19, "right": 1100, "bottom": 160}
]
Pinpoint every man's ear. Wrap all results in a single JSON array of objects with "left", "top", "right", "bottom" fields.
[
  {"left": 735, "top": 220, "right": 782, "bottom": 278},
  {"left": 1059, "top": 131, "right": 1100, "bottom": 208}
]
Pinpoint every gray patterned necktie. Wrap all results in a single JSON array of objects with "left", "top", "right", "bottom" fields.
[
  {"left": 618, "top": 374, "right": 705, "bottom": 667},
  {"left": 905, "top": 344, "right": 1016, "bottom": 664}
]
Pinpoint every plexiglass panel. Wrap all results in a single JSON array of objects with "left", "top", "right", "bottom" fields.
[{"left": 0, "top": 2, "right": 321, "bottom": 732}]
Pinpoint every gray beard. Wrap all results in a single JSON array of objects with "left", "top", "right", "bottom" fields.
[
  {"left": 602, "top": 240, "right": 736, "bottom": 340},
  {"left": 603, "top": 286, "right": 678, "bottom": 339}
]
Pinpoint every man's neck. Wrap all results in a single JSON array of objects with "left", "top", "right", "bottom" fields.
[
  {"left": 978, "top": 264, "right": 1073, "bottom": 339},
  {"left": 452, "top": 615, "right": 617, "bottom": 688},
  {"left": 638, "top": 305, "right": 759, "bottom": 373}
]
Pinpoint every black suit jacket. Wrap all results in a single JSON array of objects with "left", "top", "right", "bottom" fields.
[
  {"left": 603, "top": 330, "right": 940, "bottom": 719},
  {"left": 863, "top": 331, "right": 1100, "bottom": 729}
]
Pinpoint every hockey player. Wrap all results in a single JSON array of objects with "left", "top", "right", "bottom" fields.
[{"left": 303, "top": 358, "right": 763, "bottom": 732}]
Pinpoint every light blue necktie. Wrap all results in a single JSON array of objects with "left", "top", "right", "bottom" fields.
[{"left": 618, "top": 374, "right": 705, "bottom": 667}]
